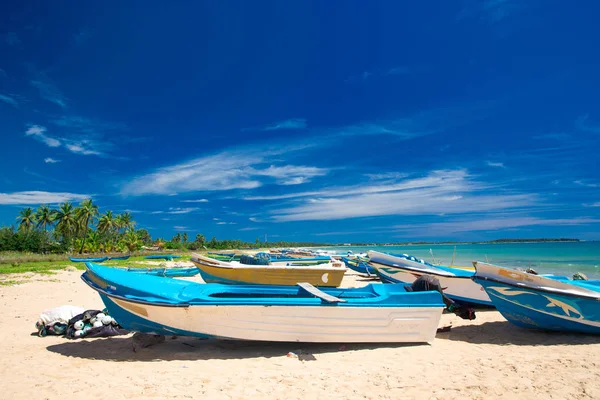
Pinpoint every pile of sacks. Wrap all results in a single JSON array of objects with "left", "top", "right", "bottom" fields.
[{"left": 36, "top": 305, "right": 129, "bottom": 339}]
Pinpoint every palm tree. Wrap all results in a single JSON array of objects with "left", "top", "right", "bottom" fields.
[
  {"left": 195, "top": 233, "right": 205, "bottom": 245},
  {"left": 35, "top": 205, "right": 55, "bottom": 231},
  {"left": 121, "top": 229, "right": 141, "bottom": 252},
  {"left": 75, "top": 199, "right": 99, "bottom": 254},
  {"left": 16, "top": 208, "right": 35, "bottom": 232},
  {"left": 115, "top": 212, "right": 135, "bottom": 234},
  {"left": 97, "top": 211, "right": 116, "bottom": 235},
  {"left": 182, "top": 232, "right": 188, "bottom": 243},
  {"left": 53, "top": 202, "right": 77, "bottom": 245}
]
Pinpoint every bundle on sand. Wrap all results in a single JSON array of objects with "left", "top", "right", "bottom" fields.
[{"left": 66, "top": 309, "right": 129, "bottom": 339}]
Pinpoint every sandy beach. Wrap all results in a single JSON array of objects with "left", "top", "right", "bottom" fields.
[{"left": 1, "top": 267, "right": 599, "bottom": 400}]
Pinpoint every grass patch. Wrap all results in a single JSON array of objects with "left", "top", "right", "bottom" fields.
[{"left": 0, "top": 251, "right": 206, "bottom": 275}]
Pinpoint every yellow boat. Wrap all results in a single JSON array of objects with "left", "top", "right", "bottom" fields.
[{"left": 191, "top": 254, "right": 347, "bottom": 287}]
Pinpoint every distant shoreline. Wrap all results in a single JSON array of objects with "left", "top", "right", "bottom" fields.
[{"left": 313, "top": 239, "right": 586, "bottom": 247}]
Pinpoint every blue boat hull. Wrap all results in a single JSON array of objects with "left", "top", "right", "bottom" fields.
[
  {"left": 70, "top": 256, "right": 108, "bottom": 263},
  {"left": 341, "top": 257, "right": 376, "bottom": 275},
  {"left": 109, "top": 255, "right": 130, "bottom": 261},
  {"left": 125, "top": 267, "right": 199, "bottom": 277},
  {"left": 475, "top": 279, "right": 600, "bottom": 334},
  {"left": 144, "top": 255, "right": 181, "bottom": 261}
]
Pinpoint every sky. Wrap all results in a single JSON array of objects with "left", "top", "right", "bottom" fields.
[{"left": 1, "top": 1, "right": 599, "bottom": 243}]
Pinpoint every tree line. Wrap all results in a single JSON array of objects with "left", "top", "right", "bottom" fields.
[{"left": 0, "top": 199, "right": 329, "bottom": 254}]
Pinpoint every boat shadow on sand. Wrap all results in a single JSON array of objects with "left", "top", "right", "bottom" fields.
[
  {"left": 46, "top": 336, "right": 421, "bottom": 362},
  {"left": 439, "top": 315, "right": 600, "bottom": 346}
]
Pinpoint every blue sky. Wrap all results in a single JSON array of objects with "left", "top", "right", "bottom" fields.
[{"left": 1, "top": 1, "right": 599, "bottom": 242}]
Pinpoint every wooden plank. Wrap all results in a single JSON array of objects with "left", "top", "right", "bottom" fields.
[{"left": 297, "top": 282, "right": 347, "bottom": 303}]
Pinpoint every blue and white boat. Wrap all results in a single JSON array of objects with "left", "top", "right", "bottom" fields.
[
  {"left": 473, "top": 262, "right": 600, "bottom": 334},
  {"left": 70, "top": 256, "right": 108, "bottom": 263},
  {"left": 81, "top": 262, "right": 445, "bottom": 343},
  {"left": 368, "top": 251, "right": 492, "bottom": 306},
  {"left": 341, "top": 257, "right": 376, "bottom": 276},
  {"left": 122, "top": 266, "right": 199, "bottom": 277},
  {"left": 144, "top": 254, "right": 181, "bottom": 261}
]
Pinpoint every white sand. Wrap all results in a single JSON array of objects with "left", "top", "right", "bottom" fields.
[{"left": 1, "top": 268, "right": 599, "bottom": 399}]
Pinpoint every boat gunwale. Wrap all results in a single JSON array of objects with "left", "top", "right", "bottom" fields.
[
  {"left": 368, "top": 260, "right": 473, "bottom": 279},
  {"left": 191, "top": 256, "right": 346, "bottom": 272},
  {"left": 474, "top": 275, "right": 600, "bottom": 301}
]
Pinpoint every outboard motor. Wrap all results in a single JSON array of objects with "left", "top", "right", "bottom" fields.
[{"left": 405, "top": 275, "right": 476, "bottom": 320}]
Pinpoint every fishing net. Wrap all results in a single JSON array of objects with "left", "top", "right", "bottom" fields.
[{"left": 239, "top": 254, "right": 270, "bottom": 265}]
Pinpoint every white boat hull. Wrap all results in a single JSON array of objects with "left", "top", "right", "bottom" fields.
[
  {"left": 107, "top": 295, "right": 443, "bottom": 343},
  {"left": 369, "top": 251, "right": 492, "bottom": 306}
]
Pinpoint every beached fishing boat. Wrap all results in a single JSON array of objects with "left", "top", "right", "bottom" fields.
[
  {"left": 473, "top": 262, "right": 600, "bottom": 334},
  {"left": 81, "top": 263, "right": 445, "bottom": 343},
  {"left": 69, "top": 256, "right": 108, "bottom": 263},
  {"left": 368, "top": 251, "right": 492, "bottom": 306},
  {"left": 122, "top": 266, "right": 199, "bottom": 277},
  {"left": 191, "top": 254, "right": 347, "bottom": 286},
  {"left": 144, "top": 254, "right": 181, "bottom": 261},
  {"left": 108, "top": 255, "right": 130, "bottom": 261},
  {"left": 341, "top": 257, "right": 376, "bottom": 275}
]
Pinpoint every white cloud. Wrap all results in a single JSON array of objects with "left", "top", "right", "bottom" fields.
[
  {"left": 213, "top": 218, "right": 220, "bottom": 221},
  {"left": 239, "top": 227, "right": 259, "bottom": 231},
  {"left": 182, "top": 199, "right": 209, "bottom": 203},
  {"left": 216, "top": 221, "right": 236, "bottom": 225},
  {"left": 121, "top": 148, "right": 328, "bottom": 196},
  {"left": 166, "top": 207, "right": 199, "bottom": 214},
  {"left": 0, "top": 191, "right": 89, "bottom": 205},
  {"left": 0, "top": 93, "right": 18, "bottom": 107},
  {"left": 269, "top": 169, "right": 536, "bottom": 222},
  {"left": 486, "top": 161, "right": 505, "bottom": 168},
  {"left": 65, "top": 142, "right": 102, "bottom": 156},
  {"left": 263, "top": 118, "right": 307, "bottom": 131},
  {"left": 25, "top": 125, "right": 62, "bottom": 147},
  {"left": 393, "top": 217, "right": 600, "bottom": 236},
  {"left": 575, "top": 115, "right": 600, "bottom": 134},
  {"left": 574, "top": 180, "right": 599, "bottom": 188},
  {"left": 583, "top": 202, "right": 600, "bottom": 208},
  {"left": 44, "top": 158, "right": 60, "bottom": 164},
  {"left": 30, "top": 80, "right": 68, "bottom": 109},
  {"left": 173, "top": 226, "right": 188, "bottom": 230}
]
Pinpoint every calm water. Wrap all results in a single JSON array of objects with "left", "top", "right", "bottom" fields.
[{"left": 315, "top": 242, "right": 600, "bottom": 279}]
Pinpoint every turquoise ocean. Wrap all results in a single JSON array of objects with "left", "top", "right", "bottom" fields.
[{"left": 316, "top": 241, "right": 600, "bottom": 279}]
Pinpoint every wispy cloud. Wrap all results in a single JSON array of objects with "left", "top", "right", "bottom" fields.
[
  {"left": 182, "top": 199, "right": 209, "bottom": 203},
  {"left": 583, "top": 202, "right": 600, "bottom": 208},
  {"left": 486, "top": 161, "right": 505, "bottom": 168},
  {"left": 0, "top": 93, "right": 19, "bottom": 107},
  {"left": 269, "top": 169, "right": 536, "bottom": 222},
  {"left": 0, "top": 191, "right": 89, "bottom": 205},
  {"left": 347, "top": 66, "right": 411, "bottom": 83},
  {"left": 458, "top": 0, "right": 522, "bottom": 23},
  {"left": 574, "top": 180, "right": 599, "bottom": 188},
  {"left": 25, "top": 125, "right": 61, "bottom": 147},
  {"left": 217, "top": 221, "right": 237, "bottom": 225},
  {"left": 44, "top": 158, "right": 60, "bottom": 164},
  {"left": 245, "top": 118, "right": 307, "bottom": 131},
  {"left": 24, "top": 124, "right": 114, "bottom": 157},
  {"left": 576, "top": 115, "right": 600, "bottom": 134},
  {"left": 121, "top": 147, "right": 329, "bottom": 196},
  {"left": 532, "top": 133, "right": 571, "bottom": 141},
  {"left": 3, "top": 32, "right": 21, "bottom": 47},
  {"left": 393, "top": 216, "right": 600, "bottom": 236},
  {"left": 151, "top": 207, "right": 200, "bottom": 215},
  {"left": 239, "top": 227, "right": 259, "bottom": 231},
  {"left": 30, "top": 80, "right": 68, "bottom": 109},
  {"left": 74, "top": 28, "right": 92, "bottom": 46},
  {"left": 173, "top": 226, "right": 188, "bottom": 231}
]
